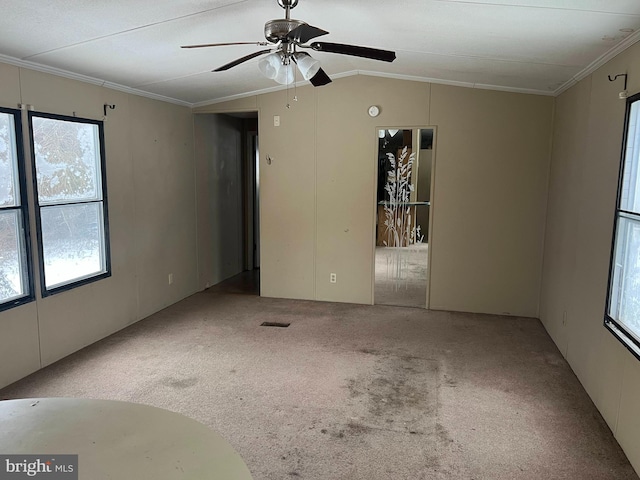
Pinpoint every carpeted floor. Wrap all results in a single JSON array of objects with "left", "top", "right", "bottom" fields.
[{"left": 0, "top": 272, "right": 637, "bottom": 480}]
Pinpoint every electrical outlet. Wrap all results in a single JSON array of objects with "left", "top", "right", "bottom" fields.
[
  {"left": 274, "top": 115, "right": 280, "bottom": 127},
  {"left": 330, "top": 273, "right": 337, "bottom": 283},
  {"left": 168, "top": 273, "right": 174, "bottom": 285},
  {"left": 562, "top": 310, "right": 567, "bottom": 326}
]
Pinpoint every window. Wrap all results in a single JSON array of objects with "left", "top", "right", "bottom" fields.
[
  {"left": 0, "top": 107, "right": 33, "bottom": 310},
  {"left": 29, "top": 112, "right": 110, "bottom": 295},
  {"left": 606, "top": 92, "right": 640, "bottom": 357}
]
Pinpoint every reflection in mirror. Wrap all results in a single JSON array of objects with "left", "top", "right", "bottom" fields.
[{"left": 374, "top": 128, "right": 433, "bottom": 308}]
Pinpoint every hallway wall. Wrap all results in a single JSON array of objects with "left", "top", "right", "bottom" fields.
[{"left": 194, "top": 113, "right": 244, "bottom": 289}]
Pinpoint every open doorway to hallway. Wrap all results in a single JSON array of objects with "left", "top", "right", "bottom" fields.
[{"left": 194, "top": 111, "right": 260, "bottom": 295}]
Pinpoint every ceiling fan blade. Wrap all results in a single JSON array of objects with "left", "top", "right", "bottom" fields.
[
  {"left": 310, "top": 42, "right": 396, "bottom": 62},
  {"left": 309, "top": 68, "right": 332, "bottom": 87},
  {"left": 182, "top": 41, "right": 269, "bottom": 49},
  {"left": 213, "top": 49, "right": 272, "bottom": 72},
  {"left": 287, "top": 23, "right": 329, "bottom": 44}
]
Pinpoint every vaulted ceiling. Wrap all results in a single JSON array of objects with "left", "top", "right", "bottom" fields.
[{"left": 1, "top": 0, "right": 639, "bottom": 106}]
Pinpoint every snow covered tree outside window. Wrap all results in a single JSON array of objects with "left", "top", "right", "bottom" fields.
[
  {"left": 30, "top": 113, "right": 109, "bottom": 293},
  {"left": 0, "top": 109, "right": 31, "bottom": 309},
  {"left": 607, "top": 94, "right": 640, "bottom": 351}
]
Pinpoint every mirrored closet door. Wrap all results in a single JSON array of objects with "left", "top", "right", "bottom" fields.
[{"left": 374, "top": 128, "right": 434, "bottom": 308}]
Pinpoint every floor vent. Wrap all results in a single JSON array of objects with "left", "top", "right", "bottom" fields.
[{"left": 260, "top": 322, "right": 290, "bottom": 328}]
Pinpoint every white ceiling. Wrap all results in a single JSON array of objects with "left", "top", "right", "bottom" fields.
[{"left": 1, "top": 0, "right": 639, "bottom": 106}]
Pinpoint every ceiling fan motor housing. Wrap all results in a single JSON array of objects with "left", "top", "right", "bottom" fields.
[{"left": 264, "top": 19, "right": 304, "bottom": 43}]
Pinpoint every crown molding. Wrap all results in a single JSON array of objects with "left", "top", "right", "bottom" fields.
[
  {"left": 193, "top": 69, "right": 555, "bottom": 107},
  {"left": 356, "top": 70, "right": 555, "bottom": 96},
  {"left": 5, "top": 29, "right": 640, "bottom": 110},
  {"left": 192, "top": 80, "right": 310, "bottom": 108},
  {"left": 553, "top": 30, "right": 640, "bottom": 96},
  {"left": 0, "top": 53, "right": 193, "bottom": 108},
  {"left": 191, "top": 71, "right": 360, "bottom": 108}
]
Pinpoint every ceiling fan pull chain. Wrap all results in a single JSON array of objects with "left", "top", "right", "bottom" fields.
[{"left": 286, "top": 76, "right": 291, "bottom": 108}]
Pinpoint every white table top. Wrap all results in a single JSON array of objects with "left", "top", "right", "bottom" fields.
[{"left": 0, "top": 398, "right": 253, "bottom": 480}]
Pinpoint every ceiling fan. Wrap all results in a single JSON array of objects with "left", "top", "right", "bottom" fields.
[{"left": 181, "top": 0, "right": 396, "bottom": 87}]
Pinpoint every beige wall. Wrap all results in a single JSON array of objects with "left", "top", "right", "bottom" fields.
[
  {"left": 540, "top": 40, "right": 640, "bottom": 472},
  {"left": 196, "top": 75, "right": 553, "bottom": 316},
  {"left": 429, "top": 85, "right": 553, "bottom": 316},
  {"left": 0, "top": 63, "right": 197, "bottom": 388},
  {"left": 257, "top": 86, "right": 318, "bottom": 300}
]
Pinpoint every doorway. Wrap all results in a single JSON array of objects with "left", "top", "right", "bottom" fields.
[
  {"left": 243, "top": 122, "right": 260, "bottom": 273},
  {"left": 373, "top": 127, "right": 435, "bottom": 308},
  {"left": 239, "top": 114, "right": 260, "bottom": 294},
  {"left": 194, "top": 111, "right": 260, "bottom": 295}
]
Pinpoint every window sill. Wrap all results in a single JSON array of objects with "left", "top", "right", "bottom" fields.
[{"left": 605, "top": 319, "right": 640, "bottom": 361}]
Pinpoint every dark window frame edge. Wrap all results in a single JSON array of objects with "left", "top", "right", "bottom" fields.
[
  {"left": 603, "top": 91, "right": 640, "bottom": 358},
  {"left": 0, "top": 106, "right": 35, "bottom": 312},
  {"left": 27, "top": 110, "right": 111, "bottom": 299}
]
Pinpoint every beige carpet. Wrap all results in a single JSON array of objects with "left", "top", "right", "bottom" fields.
[{"left": 0, "top": 273, "right": 637, "bottom": 480}]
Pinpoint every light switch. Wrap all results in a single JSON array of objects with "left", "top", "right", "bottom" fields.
[{"left": 274, "top": 115, "right": 280, "bottom": 127}]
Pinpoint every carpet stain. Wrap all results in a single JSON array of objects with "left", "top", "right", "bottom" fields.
[
  {"left": 280, "top": 447, "right": 304, "bottom": 478},
  {"left": 436, "top": 423, "right": 453, "bottom": 443},
  {"left": 329, "top": 421, "right": 373, "bottom": 440},
  {"left": 358, "top": 348, "right": 380, "bottom": 355},
  {"left": 436, "top": 422, "right": 464, "bottom": 454},
  {"left": 346, "top": 421, "right": 373, "bottom": 435},
  {"left": 160, "top": 377, "right": 199, "bottom": 389},
  {"left": 443, "top": 374, "right": 458, "bottom": 388},
  {"left": 344, "top": 353, "right": 437, "bottom": 437},
  {"left": 368, "top": 376, "right": 421, "bottom": 415}
]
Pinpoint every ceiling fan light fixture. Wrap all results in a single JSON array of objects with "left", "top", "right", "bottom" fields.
[
  {"left": 258, "top": 52, "right": 282, "bottom": 79},
  {"left": 274, "top": 61, "right": 295, "bottom": 85},
  {"left": 293, "top": 52, "right": 320, "bottom": 81},
  {"left": 187, "top": 0, "right": 395, "bottom": 89},
  {"left": 258, "top": 52, "right": 295, "bottom": 84}
]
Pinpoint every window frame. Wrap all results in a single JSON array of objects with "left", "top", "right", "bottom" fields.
[
  {"left": 0, "top": 106, "right": 34, "bottom": 312},
  {"left": 28, "top": 111, "right": 111, "bottom": 297},
  {"left": 605, "top": 91, "right": 640, "bottom": 360}
]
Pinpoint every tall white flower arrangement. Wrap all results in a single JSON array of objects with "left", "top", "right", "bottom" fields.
[{"left": 382, "top": 146, "right": 424, "bottom": 248}]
